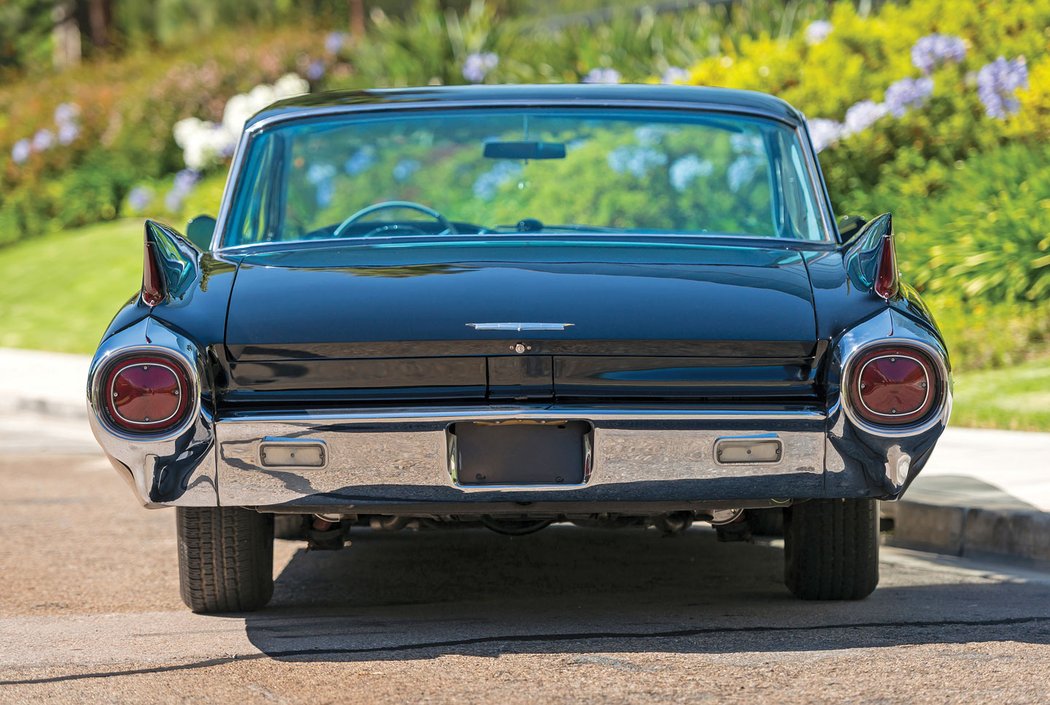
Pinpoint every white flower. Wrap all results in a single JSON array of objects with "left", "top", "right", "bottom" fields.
[
  {"left": 582, "top": 68, "right": 621, "bottom": 84},
  {"left": 842, "top": 100, "right": 889, "bottom": 136},
  {"left": 273, "top": 73, "right": 309, "bottom": 99},
  {"left": 661, "top": 67, "right": 689, "bottom": 85},
  {"left": 805, "top": 20, "right": 833, "bottom": 46},
  {"left": 174, "top": 74, "right": 309, "bottom": 172},
  {"left": 807, "top": 118, "right": 844, "bottom": 153}
]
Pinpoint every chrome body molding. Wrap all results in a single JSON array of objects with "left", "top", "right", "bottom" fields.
[{"left": 86, "top": 318, "right": 218, "bottom": 507}]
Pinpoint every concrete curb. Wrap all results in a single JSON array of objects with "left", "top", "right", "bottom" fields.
[
  {"left": 0, "top": 348, "right": 89, "bottom": 421},
  {"left": 884, "top": 500, "right": 1050, "bottom": 564}
]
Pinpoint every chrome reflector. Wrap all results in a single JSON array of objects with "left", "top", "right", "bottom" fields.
[
  {"left": 714, "top": 437, "right": 782, "bottom": 464},
  {"left": 259, "top": 441, "right": 326, "bottom": 468}
]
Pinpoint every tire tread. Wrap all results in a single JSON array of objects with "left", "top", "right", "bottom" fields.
[
  {"left": 784, "top": 499, "right": 879, "bottom": 600},
  {"left": 177, "top": 507, "right": 274, "bottom": 613}
]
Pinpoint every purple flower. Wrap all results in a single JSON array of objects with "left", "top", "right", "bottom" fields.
[
  {"left": 392, "top": 158, "right": 420, "bottom": 182},
  {"left": 54, "top": 102, "right": 79, "bottom": 126},
  {"left": 669, "top": 155, "right": 713, "bottom": 192},
  {"left": 462, "top": 52, "right": 499, "bottom": 84},
  {"left": 727, "top": 156, "right": 761, "bottom": 193},
  {"left": 31, "top": 129, "right": 55, "bottom": 152},
  {"left": 582, "top": 68, "right": 621, "bottom": 84},
  {"left": 11, "top": 139, "right": 31, "bottom": 164},
  {"left": 127, "top": 186, "right": 153, "bottom": 213},
  {"left": 807, "top": 118, "right": 843, "bottom": 153},
  {"left": 325, "top": 31, "right": 347, "bottom": 55},
  {"left": 661, "top": 67, "right": 689, "bottom": 85},
  {"left": 306, "top": 164, "right": 337, "bottom": 207},
  {"left": 804, "top": 20, "right": 832, "bottom": 46},
  {"left": 884, "top": 76, "right": 934, "bottom": 117},
  {"left": 166, "top": 169, "right": 200, "bottom": 212},
  {"left": 977, "top": 56, "right": 1028, "bottom": 119},
  {"left": 842, "top": 100, "right": 889, "bottom": 136},
  {"left": 173, "top": 169, "right": 200, "bottom": 195},
  {"left": 730, "top": 132, "right": 763, "bottom": 156},
  {"left": 472, "top": 161, "right": 521, "bottom": 201},
  {"left": 911, "top": 34, "right": 966, "bottom": 75},
  {"left": 344, "top": 146, "right": 375, "bottom": 176},
  {"left": 57, "top": 122, "right": 80, "bottom": 145},
  {"left": 306, "top": 59, "right": 326, "bottom": 81},
  {"left": 607, "top": 145, "right": 667, "bottom": 178},
  {"left": 164, "top": 191, "right": 183, "bottom": 213}
]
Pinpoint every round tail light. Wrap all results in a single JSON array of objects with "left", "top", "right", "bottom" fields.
[
  {"left": 849, "top": 346, "right": 939, "bottom": 426},
  {"left": 101, "top": 354, "right": 192, "bottom": 434}
]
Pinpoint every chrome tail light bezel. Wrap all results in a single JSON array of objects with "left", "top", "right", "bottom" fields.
[
  {"left": 90, "top": 343, "right": 201, "bottom": 441},
  {"left": 840, "top": 337, "right": 950, "bottom": 438}
]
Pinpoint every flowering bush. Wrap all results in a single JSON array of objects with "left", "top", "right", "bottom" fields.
[
  {"left": 0, "top": 27, "right": 317, "bottom": 245},
  {"left": 172, "top": 74, "right": 308, "bottom": 172}
]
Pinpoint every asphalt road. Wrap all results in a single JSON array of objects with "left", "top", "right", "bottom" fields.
[{"left": 1, "top": 413, "right": 1050, "bottom": 704}]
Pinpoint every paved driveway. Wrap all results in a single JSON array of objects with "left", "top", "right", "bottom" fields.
[{"left": 1, "top": 413, "right": 1049, "bottom": 703}]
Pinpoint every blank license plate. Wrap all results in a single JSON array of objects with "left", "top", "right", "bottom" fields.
[{"left": 451, "top": 421, "right": 590, "bottom": 486}]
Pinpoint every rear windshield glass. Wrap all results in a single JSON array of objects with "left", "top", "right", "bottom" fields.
[{"left": 224, "top": 108, "right": 829, "bottom": 247}]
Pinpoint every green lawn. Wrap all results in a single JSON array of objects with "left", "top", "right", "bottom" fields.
[
  {"left": 1, "top": 219, "right": 1047, "bottom": 432},
  {"left": 951, "top": 358, "right": 1050, "bottom": 432},
  {"left": 0, "top": 219, "right": 142, "bottom": 354}
]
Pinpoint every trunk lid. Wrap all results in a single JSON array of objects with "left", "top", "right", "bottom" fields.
[{"left": 222, "top": 240, "right": 819, "bottom": 407}]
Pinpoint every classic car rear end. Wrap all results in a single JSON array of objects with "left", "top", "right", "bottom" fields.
[{"left": 87, "top": 85, "right": 950, "bottom": 613}]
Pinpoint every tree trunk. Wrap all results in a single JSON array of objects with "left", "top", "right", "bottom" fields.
[
  {"left": 52, "top": 1, "right": 82, "bottom": 68},
  {"left": 350, "top": 0, "right": 366, "bottom": 40},
  {"left": 86, "top": 0, "right": 112, "bottom": 48}
]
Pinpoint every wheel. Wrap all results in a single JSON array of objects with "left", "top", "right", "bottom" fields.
[
  {"left": 783, "top": 499, "right": 879, "bottom": 600},
  {"left": 176, "top": 507, "right": 274, "bottom": 613},
  {"left": 747, "top": 507, "right": 784, "bottom": 537}
]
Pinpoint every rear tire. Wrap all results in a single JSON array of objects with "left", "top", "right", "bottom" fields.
[
  {"left": 784, "top": 499, "right": 879, "bottom": 600},
  {"left": 177, "top": 507, "right": 274, "bottom": 613}
]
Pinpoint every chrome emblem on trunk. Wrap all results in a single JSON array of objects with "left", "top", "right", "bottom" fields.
[{"left": 466, "top": 322, "right": 574, "bottom": 331}]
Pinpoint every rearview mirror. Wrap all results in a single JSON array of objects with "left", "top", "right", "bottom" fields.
[
  {"left": 837, "top": 214, "right": 867, "bottom": 242},
  {"left": 483, "top": 141, "right": 566, "bottom": 160},
  {"left": 186, "top": 214, "right": 217, "bottom": 251}
]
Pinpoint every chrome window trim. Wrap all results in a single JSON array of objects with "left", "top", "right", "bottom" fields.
[
  {"left": 106, "top": 360, "right": 185, "bottom": 427},
  {"left": 209, "top": 99, "right": 834, "bottom": 252},
  {"left": 855, "top": 352, "right": 931, "bottom": 419}
]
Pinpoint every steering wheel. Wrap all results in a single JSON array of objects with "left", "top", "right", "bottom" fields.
[{"left": 333, "top": 200, "right": 457, "bottom": 238}]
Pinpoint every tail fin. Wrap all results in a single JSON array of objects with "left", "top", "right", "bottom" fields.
[{"left": 141, "top": 220, "right": 201, "bottom": 307}]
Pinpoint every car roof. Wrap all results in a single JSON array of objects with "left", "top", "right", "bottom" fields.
[{"left": 247, "top": 84, "right": 806, "bottom": 129}]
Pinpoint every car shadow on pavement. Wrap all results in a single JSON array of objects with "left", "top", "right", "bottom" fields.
[{"left": 244, "top": 525, "right": 1050, "bottom": 661}]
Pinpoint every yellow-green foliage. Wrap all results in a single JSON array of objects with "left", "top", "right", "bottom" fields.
[
  {"left": 681, "top": 0, "right": 1050, "bottom": 311},
  {"left": 685, "top": 0, "right": 1050, "bottom": 122}
]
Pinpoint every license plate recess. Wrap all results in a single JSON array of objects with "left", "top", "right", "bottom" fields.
[{"left": 449, "top": 420, "right": 591, "bottom": 486}]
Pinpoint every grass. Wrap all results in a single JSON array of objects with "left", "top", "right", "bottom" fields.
[
  {"left": 0, "top": 219, "right": 142, "bottom": 354},
  {"left": 1, "top": 219, "right": 1048, "bottom": 432},
  {"left": 951, "top": 358, "right": 1050, "bottom": 432}
]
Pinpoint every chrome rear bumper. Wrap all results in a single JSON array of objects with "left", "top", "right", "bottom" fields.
[{"left": 211, "top": 406, "right": 836, "bottom": 508}]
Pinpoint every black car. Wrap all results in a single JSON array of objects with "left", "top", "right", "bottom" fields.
[{"left": 87, "top": 85, "right": 951, "bottom": 612}]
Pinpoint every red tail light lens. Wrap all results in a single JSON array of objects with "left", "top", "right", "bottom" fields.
[
  {"left": 850, "top": 346, "right": 938, "bottom": 426},
  {"left": 102, "top": 355, "right": 191, "bottom": 433}
]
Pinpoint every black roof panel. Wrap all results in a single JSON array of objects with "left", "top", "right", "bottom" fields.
[{"left": 247, "top": 84, "right": 805, "bottom": 129}]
